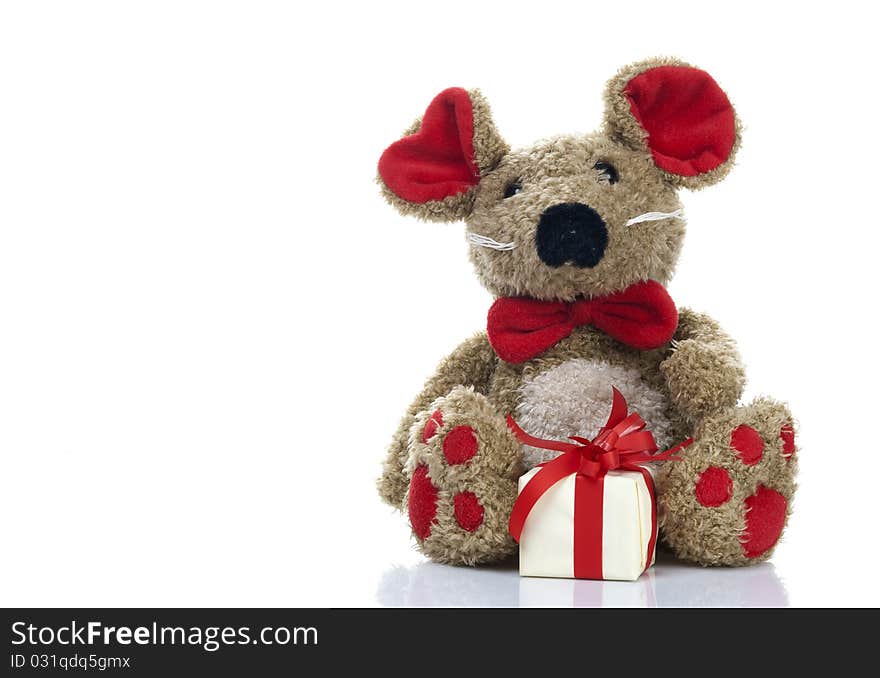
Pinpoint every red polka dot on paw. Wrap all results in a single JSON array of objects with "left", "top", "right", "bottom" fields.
[
  {"left": 442, "top": 425, "right": 478, "bottom": 465},
  {"left": 408, "top": 465, "right": 438, "bottom": 540},
  {"left": 742, "top": 486, "right": 787, "bottom": 558},
  {"left": 421, "top": 410, "right": 443, "bottom": 443},
  {"left": 780, "top": 424, "right": 796, "bottom": 459},
  {"left": 730, "top": 425, "right": 764, "bottom": 465},
  {"left": 453, "top": 492, "right": 484, "bottom": 531},
  {"left": 695, "top": 466, "right": 733, "bottom": 507}
]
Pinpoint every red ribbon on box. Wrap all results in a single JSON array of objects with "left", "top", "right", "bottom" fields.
[{"left": 507, "top": 388, "right": 693, "bottom": 579}]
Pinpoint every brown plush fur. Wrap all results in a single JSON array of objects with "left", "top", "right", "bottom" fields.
[
  {"left": 468, "top": 134, "right": 683, "bottom": 300},
  {"left": 662, "top": 310, "right": 746, "bottom": 425},
  {"left": 377, "top": 58, "right": 796, "bottom": 568}
]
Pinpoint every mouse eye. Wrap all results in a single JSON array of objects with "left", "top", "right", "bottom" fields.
[
  {"left": 594, "top": 161, "right": 619, "bottom": 184},
  {"left": 503, "top": 180, "right": 522, "bottom": 198}
]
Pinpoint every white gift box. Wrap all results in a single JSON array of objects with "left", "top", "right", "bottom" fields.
[{"left": 517, "top": 466, "right": 656, "bottom": 582}]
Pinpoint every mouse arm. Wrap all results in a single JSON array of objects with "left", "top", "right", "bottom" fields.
[{"left": 660, "top": 308, "right": 746, "bottom": 425}]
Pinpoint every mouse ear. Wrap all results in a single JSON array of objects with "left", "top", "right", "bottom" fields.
[
  {"left": 603, "top": 58, "right": 740, "bottom": 189},
  {"left": 378, "top": 87, "right": 508, "bottom": 221}
]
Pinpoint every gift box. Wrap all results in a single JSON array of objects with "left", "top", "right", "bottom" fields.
[
  {"left": 516, "top": 465, "right": 656, "bottom": 581},
  {"left": 508, "top": 388, "right": 691, "bottom": 582}
]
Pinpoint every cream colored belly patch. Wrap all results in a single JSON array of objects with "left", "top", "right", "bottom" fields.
[{"left": 515, "top": 359, "right": 672, "bottom": 469}]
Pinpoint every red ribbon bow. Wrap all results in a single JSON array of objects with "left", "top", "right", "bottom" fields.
[
  {"left": 507, "top": 387, "right": 693, "bottom": 579},
  {"left": 487, "top": 280, "right": 679, "bottom": 364}
]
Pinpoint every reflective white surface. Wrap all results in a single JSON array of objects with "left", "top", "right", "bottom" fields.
[{"left": 376, "top": 554, "right": 788, "bottom": 608}]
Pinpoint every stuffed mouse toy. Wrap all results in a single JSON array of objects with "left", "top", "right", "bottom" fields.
[{"left": 376, "top": 57, "right": 796, "bottom": 567}]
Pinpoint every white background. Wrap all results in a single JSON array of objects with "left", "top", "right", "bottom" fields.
[{"left": 1, "top": 1, "right": 878, "bottom": 607}]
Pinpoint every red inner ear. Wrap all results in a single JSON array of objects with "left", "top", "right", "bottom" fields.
[
  {"left": 378, "top": 88, "right": 479, "bottom": 204},
  {"left": 624, "top": 66, "right": 736, "bottom": 177}
]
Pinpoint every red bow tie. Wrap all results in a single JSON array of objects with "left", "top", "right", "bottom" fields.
[{"left": 487, "top": 280, "right": 678, "bottom": 363}]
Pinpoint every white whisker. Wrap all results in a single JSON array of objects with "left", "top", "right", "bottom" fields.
[
  {"left": 626, "top": 208, "right": 685, "bottom": 227},
  {"left": 467, "top": 232, "right": 516, "bottom": 251}
]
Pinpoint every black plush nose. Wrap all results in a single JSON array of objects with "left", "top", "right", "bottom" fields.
[{"left": 535, "top": 203, "right": 608, "bottom": 268}]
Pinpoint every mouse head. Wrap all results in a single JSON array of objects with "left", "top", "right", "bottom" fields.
[{"left": 378, "top": 57, "right": 740, "bottom": 301}]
